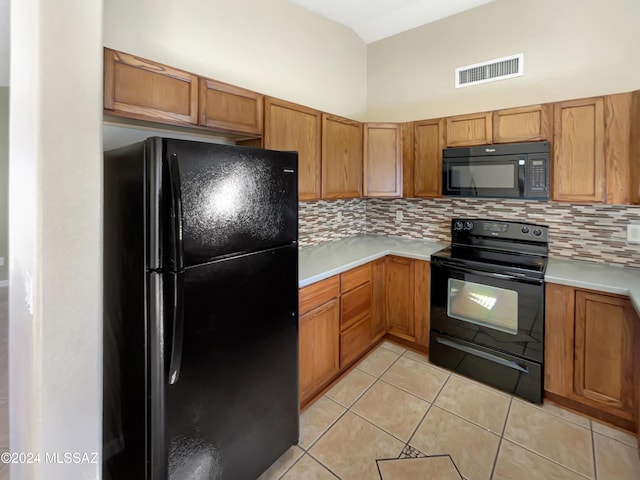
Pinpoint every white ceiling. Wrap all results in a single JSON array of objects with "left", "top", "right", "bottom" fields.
[{"left": 289, "top": 0, "right": 497, "bottom": 43}]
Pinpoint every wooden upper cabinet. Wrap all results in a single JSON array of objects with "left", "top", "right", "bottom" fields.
[
  {"left": 446, "top": 112, "right": 492, "bottom": 147},
  {"left": 264, "top": 97, "right": 322, "bottom": 201},
  {"left": 104, "top": 48, "right": 198, "bottom": 125},
  {"left": 414, "top": 118, "right": 445, "bottom": 197},
  {"left": 632, "top": 91, "right": 640, "bottom": 205},
  {"left": 493, "top": 104, "right": 552, "bottom": 143},
  {"left": 553, "top": 97, "right": 605, "bottom": 202},
  {"left": 401, "top": 122, "right": 415, "bottom": 197},
  {"left": 604, "top": 92, "right": 637, "bottom": 205},
  {"left": 322, "top": 114, "right": 363, "bottom": 199},
  {"left": 574, "top": 291, "right": 636, "bottom": 416},
  {"left": 198, "top": 78, "right": 263, "bottom": 135},
  {"left": 385, "top": 256, "right": 415, "bottom": 341},
  {"left": 364, "top": 123, "right": 402, "bottom": 197}
]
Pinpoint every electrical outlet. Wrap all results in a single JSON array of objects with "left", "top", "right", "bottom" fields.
[
  {"left": 336, "top": 211, "right": 343, "bottom": 223},
  {"left": 0, "top": 257, "right": 4, "bottom": 266},
  {"left": 628, "top": 224, "right": 640, "bottom": 243},
  {"left": 395, "top": 210, "right": 403, "bottom": 222}
]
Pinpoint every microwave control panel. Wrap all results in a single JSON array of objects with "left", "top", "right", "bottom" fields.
[{"left": 528, "top": 159, "right": 547, "bottom": 190}]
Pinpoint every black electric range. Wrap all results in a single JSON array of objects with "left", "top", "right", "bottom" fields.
[{"left": 429, "top": 218, "right": 549, "bottom": 403}]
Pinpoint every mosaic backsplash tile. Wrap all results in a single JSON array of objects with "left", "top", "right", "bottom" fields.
[
  {"left": 298, "top": 197, "right": 640, "bottom": 268},
  {"left": 298, "top": 198, "right": 366, "bottom": 247},
  {"left": 366, "top": 198, "right": 640, "bottom": 268}
]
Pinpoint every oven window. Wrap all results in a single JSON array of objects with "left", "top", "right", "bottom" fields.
[
  {"left": 447, "top": 278, "right": 518, "bottom": 335},
  {"left": 450, "top": 164, "right": 515, "bottom": 189}
]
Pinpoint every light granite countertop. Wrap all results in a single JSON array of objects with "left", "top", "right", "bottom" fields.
[
  {"left": 546, "top": 258, "right": 640, "bottom": 314},
  {"left": 298, "top": 235, "right": 447, "bottom": 287},
  {"left": 299, "top": 235, "right": 640, "bottom": 315}
]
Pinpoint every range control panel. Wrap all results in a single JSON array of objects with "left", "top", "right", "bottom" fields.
[{"left": 451, "top": 218, "right": 549, "bottom": 243}]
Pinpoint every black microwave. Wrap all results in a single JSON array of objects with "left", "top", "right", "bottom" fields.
[{"left": 442, "top": 141, "right": 550, "bottom": 200}]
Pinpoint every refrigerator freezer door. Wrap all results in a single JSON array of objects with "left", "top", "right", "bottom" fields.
[
  {"left": 148, "top": 138, "right": 298, "bottom": 270},
  {"left": 165, "top": 244, "right": 299, "bottom": 480}
]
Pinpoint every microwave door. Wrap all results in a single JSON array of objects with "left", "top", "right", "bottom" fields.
[{"left": 444, "top": 157, "right": 521, "bottom": 198}]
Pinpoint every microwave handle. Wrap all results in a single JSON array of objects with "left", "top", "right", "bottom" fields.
[{"left": 518, "top": 161, "right": 526, "bottom": 196}]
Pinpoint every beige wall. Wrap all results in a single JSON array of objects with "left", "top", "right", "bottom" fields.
[
  {"left": 367, "top": 0, "right": 640, "bottom": 121},
  {"left": 10, "top": 0, "right": 102, "bottom": 478},
  {"left": 0, "top": 87, "right": 7, "bottom": 282},
  {"left": 103, "top": 0, "right": 368, "bottom": 119}
]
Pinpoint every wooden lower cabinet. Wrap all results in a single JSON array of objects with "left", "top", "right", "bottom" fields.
[
  {"left": 299, "top": 263, "right": 381, "bottom": 405},
  {"left": 545, "top": 283, "right": 639, "bottom": 428},
  {"left": 340, "top": 316, "right": 371, "bottom": 366},
  {"left": 384, "top": 257, "right": 430, "bottom": 347},
  {"left": 371, "top": 258, "right": 386, "bottom": 338},
  {"left": 299, "top": 297, "right": 340, "bottom": 401},
  {"left": 386, "top": 257, "right": 415, "bottom": 340}
]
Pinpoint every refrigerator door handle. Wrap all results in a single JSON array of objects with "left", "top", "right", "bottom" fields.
[
  {"left": 168, "top": 272, "right": 185, "bottom": 385},
  {"left": 168, "top": 153, "right": 184, "bottom": 271}
]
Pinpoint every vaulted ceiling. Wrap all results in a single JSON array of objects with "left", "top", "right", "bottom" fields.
[{"left": 288, "top": 0, "right": 497, "bottom": 43}]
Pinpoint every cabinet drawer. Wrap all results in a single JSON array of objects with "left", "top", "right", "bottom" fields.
[
  {"left": 341, "top": 263, "right": 372, "bottom": 293},
  {"left": 341, "top": 282, "right": 372, "bottom": 330},
  {"left": 340, "top": 316, "right": 371, "bottom": 367},
  {"left": 299, "top": 276, "right": 340, "bottom": 315}
]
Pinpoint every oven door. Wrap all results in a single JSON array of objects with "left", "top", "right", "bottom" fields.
[
  {"left": 442, "top": 156, "right": 523, "bottom": 198},
  {"left": 430, "top": 259, "right": 544, "bottom": 362}
]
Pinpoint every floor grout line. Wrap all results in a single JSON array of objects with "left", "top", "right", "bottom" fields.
[
  {"left": 489, "top": 396, "right": 513, "bottom": 479},
  {"left": 591, "top": 424, "right": 598, "bottom": 480},
  {"left": 304, "top": 350, "right": 404, "bottom": 453},
  {"left": 306, "top": 451, "right": 342, "bottom": 480},
  {"left": 499, "top": 437, "right": 595, "bottom": 479},
  {"left": 404, "top": 372, "right": 452, "bottom": 450},
  {"left": 273, "top": 450, "right": 306, "bottom": 480}
]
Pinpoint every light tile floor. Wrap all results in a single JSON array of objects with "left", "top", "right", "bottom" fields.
[{"left": 259, "top": 340, "right": 640, "bottom": 480}]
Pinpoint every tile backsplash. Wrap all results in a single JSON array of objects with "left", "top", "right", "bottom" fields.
[
  {"left": 300, "top": 197, "right": 640, "bottom": 268},
  {"left": 299, "top": 198, "right": 366, "bottom": 247}
]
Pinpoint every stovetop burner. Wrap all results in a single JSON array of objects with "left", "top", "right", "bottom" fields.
[
  {"left": 431, "top": 218, "right": 550, "bottom": 279},
  {"left": 431, "top": 245, "right": 547, "bottom": 278}
]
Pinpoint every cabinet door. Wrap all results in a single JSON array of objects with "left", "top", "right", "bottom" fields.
[
  {"left": 544, "top": 283, "right": 575, "bottom": 396},
  {"left": 604, "top": 93, "right": 634, "bottom": 205},
  {"left": 322, "top": 114, "right": 363, "bottom": 199},
  {"left": 385, "top": 257, "right": 415, "bottom": 340},
  {"left": 371, "top": 258, "right": 386, "bottom": 339},
  {"left": 265, "top": 98, "right": 322, "bottom": 201},
  {"left": 574, "top": 291, "right": 636, "bottom": 414},
  {"left": 364, "top": 123, "right": 401, "bottom": 197},
  {"left": 414, "top": 119, "right": 445, "bottom": 197},
  {"left": 199, "top": 78, "right": 263, "bottom": 136},
  {"left": 413, "top": 260, "right": 430, "bottom": 347},
  {"left": 492, "top": 104, "right": 552, "bottom": 143},
  {"left": 103, "top": 48, "right": 198, "bottom": 125},
  {"left": 553, "top": 97, "right": 605, "bottom": 202},
  {"left": 299, "top": 298, "right": 340, "bottom": 400},
  {"left": 445, "top": 112, "right": 492, "bottom": 147}
]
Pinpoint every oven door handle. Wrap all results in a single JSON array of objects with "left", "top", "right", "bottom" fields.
[
  {"left": 436, "top": 337, "right": 529, "bottom": 373},
  {"left": 432, "top": 260, "right": 543, "bottom": 285}
]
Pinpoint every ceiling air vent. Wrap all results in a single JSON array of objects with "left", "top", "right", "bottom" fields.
[{"left": 455, "top": 53, "right": 524, "bottom": 88}]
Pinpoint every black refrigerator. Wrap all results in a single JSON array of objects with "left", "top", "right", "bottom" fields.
[{"left": 103, "top": 138, "right": 299, "bottom": 480}]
